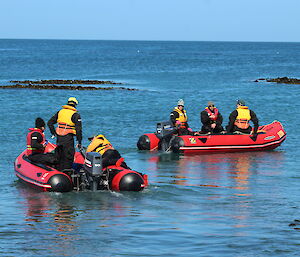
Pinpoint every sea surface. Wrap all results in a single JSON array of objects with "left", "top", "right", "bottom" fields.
[{"left": 0, "top": 39, "right": 300, "bottom": 256}]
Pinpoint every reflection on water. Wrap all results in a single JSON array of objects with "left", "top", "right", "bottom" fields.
[
  {"left": 146, "top": 151, "right": 284, "bottom": 191},
  {"left": 17, "top": 186, "right": 79, "bottom": 256},
  {"left": 144, "top": 150, "right": 285, "bottom": 232}
]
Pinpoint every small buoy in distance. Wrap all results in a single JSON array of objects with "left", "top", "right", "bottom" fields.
[{"left": 137, "top": 50, "right": 140, "bottom": 53}]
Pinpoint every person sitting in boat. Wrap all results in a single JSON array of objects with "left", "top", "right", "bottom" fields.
[
  {"left": 226, "top": 99, "right": 259, "bottom": 139},
  {"left": 200, "top": 101, "right": 224, "bottom": 134},
  {"left": 170, "top": 99, "right": 193, "bottom": 136},
  {"left": 26, "top": 117, "right": 57, "bottom": 165},
  {"left": 86, "top": 134, "right": 129, "bottom": 169}
]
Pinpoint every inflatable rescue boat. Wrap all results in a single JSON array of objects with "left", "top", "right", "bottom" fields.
[
  {"left": 137, "top": 120, "right": 286, "bottom": 154},
  {"left": 15, "top": 144, "right": 148, "bottom": 193}
]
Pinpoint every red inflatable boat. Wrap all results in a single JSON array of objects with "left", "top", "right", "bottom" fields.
[
  {"left": 15, "top": 144, "right": 148, "bottom": 192},
  {"left": 137, "top": 120, "right": 286, "bottom": 154}
]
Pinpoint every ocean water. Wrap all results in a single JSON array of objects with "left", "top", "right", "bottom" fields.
[{"left": 0, "top": 39, "right": 300, "bottom": 256}]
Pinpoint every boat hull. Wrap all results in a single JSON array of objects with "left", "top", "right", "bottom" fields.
[
  {"left": 137, "top": 121, "right": 286, "bottom": 154},
  {"left": 14, "top": 150, "right": 73, "bottom": 192},
  {"left": 15, "top": 148, "right": 148, "bottom": 192}
]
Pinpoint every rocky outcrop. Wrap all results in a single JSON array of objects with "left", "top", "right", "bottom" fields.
[
  {"left": 0, "top": 84, "right": 137, "bottom": 91},
  {"left": 254, "top": 77, "right": 300, "bottom": 84},
  {"left": 10, "top": 79, "right": 122, "bottom": 85},
  {"left": 0, "top": 79, "right": 138, "bottom": 90}
]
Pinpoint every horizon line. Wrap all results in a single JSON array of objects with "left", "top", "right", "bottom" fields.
[{"left": 0, "top": 37, "right": 299, "bottom": 44}]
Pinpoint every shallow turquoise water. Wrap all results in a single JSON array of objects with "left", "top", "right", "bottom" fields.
[{"left": 0, "top": 39, "right": 300, "bottom": 256}]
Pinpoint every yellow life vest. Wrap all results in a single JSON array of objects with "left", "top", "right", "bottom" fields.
[
  {"left": 86, "top": 134, "right": 114, "bottom": 155},
  {"left": 56, "top": 105, "right": 77, "bottom": 136},
  {"left": 173, "top": 107, "right": 187, "bottom": 127},
  {"left": 234, "top": 106, "right": 251, "bottom": 129}
]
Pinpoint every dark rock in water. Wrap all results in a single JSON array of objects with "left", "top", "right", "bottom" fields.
[
  {"left": 0, "top": 79, "right": 139, "bottom": 90},
  {"left": 289, "top": 219, "right": 300, "bottom": 230},
  {"left": 0, "top": 84, "right": 138, "bottom": 91},
  {"left": 254, "top": 78, "right": 266, "bottom": 82},
  {"left": 254, "top": 77, "right": 300, "bottom": 84},
  {"left": 10, "top": 79, "right": 122, "bottom": 85},
  {"left": 267, "top": 77, "right": 300, "bottom": 84}
]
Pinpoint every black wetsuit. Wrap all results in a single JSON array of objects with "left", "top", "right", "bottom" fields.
[
  {"left": 102, "top": 149, "right": 130, "bottom": 169},
  {"left": 200, "top": 109, "right": 224, "bottom": 133},
  {"left": 27, "top": 131, "right": 57, "bottom": 165},
  {"left": 48, "top": 106, "right": 82, "bottom": 171},
  {"left": 226, "top": 109, "right": 259, "bottom": 134},
  {"left": 169, "top": 110, "right": 193, "bottom": 136}
]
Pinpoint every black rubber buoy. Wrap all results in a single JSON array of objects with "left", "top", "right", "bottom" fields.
[
  {"left": 137, "top": 135, "right": 150, "bottom": 150},
  {"left": 119, "top": 173, "right": 145, "bottom": 191},
  {"left": 48, "top": 174, "right": 73, "bottom": 192}
]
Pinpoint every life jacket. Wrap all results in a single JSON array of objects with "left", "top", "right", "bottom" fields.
[
  {"left": 26, "top": 128, "right": 45, "bottom": 155},
  {"left": 205, "top": 107, "right": 219, "bottom": 122},
  {"left": 56, "top": 105, "right": 77, "bottom": 136},
  {"left": 86, "top": 134, "right": 114, "bottom": 155},
  {"left": 234, "top": 106, "right": 251, "bottom": 129},
  {"left": 173, "top": 107, "right": 188, "bottom": 128}
]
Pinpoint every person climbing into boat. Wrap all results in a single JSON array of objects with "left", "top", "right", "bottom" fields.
[
  {"left": 26, "top": 117, "right": 58, "bottom": 165},
  {"left": 170, "top": 99, "right": 193, "bottom": 136},
  {"left": 86, "top": 134, "right": 130, "bottom": 169},
  {"left": 47, "top": 97, "right": 82, "bottom": 171},
  {"left": 200, "top": 101, "right": 224, "bottom": 134},
  {"left": 226, "top": 99, "right": 259, "bottom": 140}
]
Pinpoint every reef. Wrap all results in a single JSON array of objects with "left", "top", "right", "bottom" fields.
[
  {"left": 0, "top": 79, "right": 138, "bottom": 91},
  {"left": 10, "top": 79, "right": 122, "bottom": 85},
  {"left": 254, "top": 77, "right": 300, "bottom": 84}
]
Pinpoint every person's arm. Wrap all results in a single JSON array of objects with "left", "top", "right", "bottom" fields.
[
  {"left": 72, "top": 112, "right": 82, "bottom": 144},
  {"left": 47, "top": 112, "right": 59, "bottom": 136},
  {"left": 201, "top": 111, "right": 210, "bottom": 125},
  {"left": 216, "top": 112, "right": 223, "bottom": 126},
  {"left": 250, "top": 110, "right": 259, "bottom": 134},
  {"left": 30, "top": 131, "right": 45, "bottom": 150},
  {"left": 170, "top": 111, "right": 179, "bottom": 126},
  {"left": 226, "top": 110, "right": 237, "bottom": 132}
]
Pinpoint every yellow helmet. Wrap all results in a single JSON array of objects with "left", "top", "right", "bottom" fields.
[{"left": 68, "top": 97, "right": 78, "bottom": 105}]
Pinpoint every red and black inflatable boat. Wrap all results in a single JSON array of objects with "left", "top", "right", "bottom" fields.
[
  {"left": 137, "top": 120, "right": 286, "bottom": 154},
  {"left": 15, "top": 144, "right": 148, "bottom": 193}
]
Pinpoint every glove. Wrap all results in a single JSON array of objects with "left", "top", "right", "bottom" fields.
[
  {"left": 187, "top": 128, "right": 193, "bottom": 132},
  {"left": 51, "top": 135, "right": 56, "bottom": 139},
  {"left": 250, "top": 134, "right": 258, "bottom": 141},
  {"left": 175, "top": 120, "right": 181, "bottom": 126}
]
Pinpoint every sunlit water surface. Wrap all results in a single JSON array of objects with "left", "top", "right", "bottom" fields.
[{"left": 0, "top": 39, "right": 300, "bottom": 256}]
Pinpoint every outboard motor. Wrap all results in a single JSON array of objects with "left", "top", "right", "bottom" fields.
[
  {"left": 83, "top": 152, "right": 103, "bottom": 191},
  {"left": 156, "top": 121, "right": 175, "bottom": 139},
  {"left": 156, "top": 121, "right": 175, "bottom": 151}
]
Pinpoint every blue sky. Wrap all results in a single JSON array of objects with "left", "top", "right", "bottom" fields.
[{"left": 1, "top": 0, "right": 299, "bottom": 42}]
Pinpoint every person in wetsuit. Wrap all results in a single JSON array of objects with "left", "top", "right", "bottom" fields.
[
  {"left": 26, "top": 117, "right": 57, "bottom": 165},
  {"left": 86, "top": 134, "right": 129, "bottom": 169},
  {"left": 170, "top": 99, "right": 193, "bottom": 136},
  {"left": 47, "top": 97, "right": 82, "bottom": 171},
  {"left": 226, "top": 99, "right": 259, "bottom": 140},
  {"left": 200, "top": 101, "right": 224, "bottom": 134}
]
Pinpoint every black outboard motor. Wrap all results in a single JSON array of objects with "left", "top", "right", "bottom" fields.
[
  {"left": 83, "top": 152, "right": 103, "bottom": 191},
  {"left": 156, "top": 121, "right": 175, "bottom": 151},
  {"left": 156, "top": 121, "right": 175, "bottom": 139}
]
